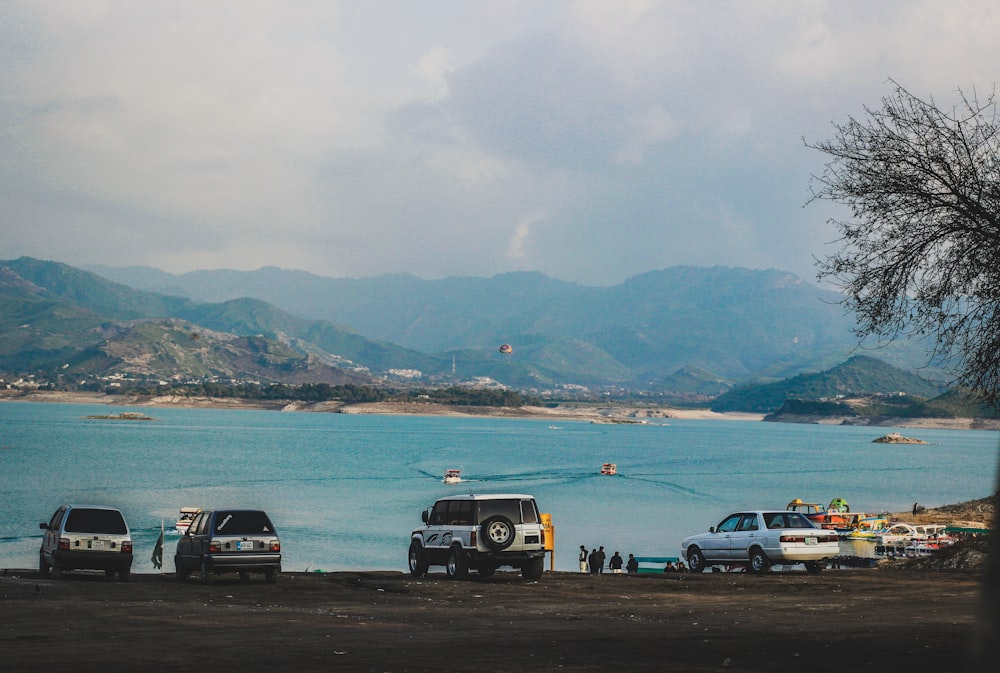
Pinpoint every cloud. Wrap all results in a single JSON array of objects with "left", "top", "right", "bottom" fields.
[{"left": 2, "top": 1, "right": 1000, "bottom": 286}]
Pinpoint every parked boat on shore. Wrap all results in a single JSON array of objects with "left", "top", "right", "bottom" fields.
[
  {"left": 844, "top": 514, "right": 891, "bottom": 540},
  {"left": 877, "top": 522, "right": 950, "bottom": 545}
]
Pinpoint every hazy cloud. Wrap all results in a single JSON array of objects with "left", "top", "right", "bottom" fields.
[{"left": 2, "top": 0, "right": 999, "bottom": 285}]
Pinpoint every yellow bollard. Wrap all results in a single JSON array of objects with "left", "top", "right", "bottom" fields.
[{"left": 541, "top": 513, "right": 554, "bottom": 571}]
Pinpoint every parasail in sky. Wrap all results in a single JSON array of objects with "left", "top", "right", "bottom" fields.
[{"left": 499, "top": 343, "right": 513, "bottom": 354}]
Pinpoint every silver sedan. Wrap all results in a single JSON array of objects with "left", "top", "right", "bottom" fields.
[{"left": 681, "top": 510, "right": 840, "bottom": 573}]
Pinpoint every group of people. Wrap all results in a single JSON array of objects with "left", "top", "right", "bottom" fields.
[
  {"left": 579, "top": 545, "right": 689, "bottom": 574},
  {"left": 581, "top": 545, "right": 621, "bottom": 573}
]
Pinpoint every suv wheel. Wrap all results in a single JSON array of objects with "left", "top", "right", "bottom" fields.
[
  {"left": 200, "top": 558, "right": 212, "bottom": 585},
  {"left": 265, "top": 569, "right": 277, "bottom": 584},
  {"left": 51, "top": 562, "right": 64, "bottom": 580},
  {"left": 748, "top": 547, "right": 770, "bottom": 574},
  {"left": 446, "top": 545, "right": 469, "bottom": 580},
  {"left": 480, "top": 515, "right": 516, "bottom": 551},
  {"left": 39, "top": 552, "right": 50, "bottom": 577},
  {"left": 686, "top": 546, "right": 707, "bottom": 573},
  {"left": 804, "top": 561, "right": 824, "bottom": 574},
  {"left": 522, "top": 556, "right": 544, "bottom": 580},
  {"left": 408, "top": 541, "right": 428, "bottom": 577}
]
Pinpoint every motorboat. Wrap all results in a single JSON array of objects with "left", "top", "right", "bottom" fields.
[
  {"left": 443, "top": 469, "right": 462, "bottom": 484},
  {"left": 877, "top": 522, "right": 951, "bottom": 545},
  {"left": 175, "top": 507, "right": 201, "bottom": 534},
  {"left": 844, "top": 514, "right": 890, "bottom": 540},
  {"left": 786, "top": 499, "right": 826, "bottom": 524},
  {"left": 600, "top": 463, "right": 617, "bottom": 475}
]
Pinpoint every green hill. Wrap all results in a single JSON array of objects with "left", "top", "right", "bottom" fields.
[
  {"left": 2, "top": 257, "right": 963, "bottom": 394},
  {"left": 710, "top": 355, "right": 946, "bottom": 413}
]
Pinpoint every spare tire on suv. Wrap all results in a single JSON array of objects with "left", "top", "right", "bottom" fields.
[{"left": 409, "top": 494, "right": 547, "bottom": 580}]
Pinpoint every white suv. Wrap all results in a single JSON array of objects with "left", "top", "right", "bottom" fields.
[{"left": 408, "top": 494, "right": 546, "bottom": 580}]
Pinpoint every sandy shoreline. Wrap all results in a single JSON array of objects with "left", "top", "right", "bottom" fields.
[
  {"left": 4, "top": 389, "right": 998, "bottom": 429},
  {"left": 0, "top": 389, "right": 765, "bottom": 421}
]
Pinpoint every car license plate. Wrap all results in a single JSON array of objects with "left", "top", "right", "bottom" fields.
[
  {"left": 89, "top": 540, "right": 104, "bottom": 549},
  {"left": 237, "top": 541, "right": 255, "bottom": 551},
  {"left": 805, "top": 537, "right": 816, "bottom": 545}
]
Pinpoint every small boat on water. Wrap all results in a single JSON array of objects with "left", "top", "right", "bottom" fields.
[
  {"left": 877, "top": 523, "right": 951, "bottom": 545},
  {"left": 786, "top": 499, "right": 826, "bottom": 524},
  {"left": 175, "top": 507, "right": 201, "bottom": 534},
  {"left": 600, "top": 463, "right": 617, "bottom": 475},
  {"left": 443, "top": 469, "right": 462, "bottom": 484},
  {"left": 844, "top": 514, "right": 891, "bottom": 540},
  {"left": 786, "top": 498, "right": 853, "bottom": 529}
]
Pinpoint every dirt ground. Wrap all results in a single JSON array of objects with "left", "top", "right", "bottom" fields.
[
  {"left": 0, "top": 564, "right": 991, "bottom": 673},
  {"left": 4, "top": 496, "right": 997, "bottom": 672}
]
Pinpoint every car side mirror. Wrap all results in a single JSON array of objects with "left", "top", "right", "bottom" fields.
[
  {"left": 421, "top": 510, "right": 429, "bottom": 523},
  {"left": 709, "top": 526, "right": 716, "bottom": 533},
  {"left": 39, "top": 523, "right": 48, "bottom": 530}
]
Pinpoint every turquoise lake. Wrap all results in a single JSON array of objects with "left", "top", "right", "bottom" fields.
[{"left": 1, "top": 401, "right": 996, "bottom": 573}]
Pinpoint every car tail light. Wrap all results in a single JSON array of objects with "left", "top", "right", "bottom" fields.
[
  {"left": 209, "top": 541, "right": 222, "bottom": 553},
  {"left": 470, "top": 531, "right": 477, "bottom": 547},
  {"left": 270, "top": 541, "right": 280, "bottom": 552},
  {"left": 58, "top": 537, "right": 70, "bottom": 550},
  {"left": 121, "top": 541, "right": 133, "bottom": 554},
  {"left": 780, "top": 535, "right": 839, "bottom": 543}
]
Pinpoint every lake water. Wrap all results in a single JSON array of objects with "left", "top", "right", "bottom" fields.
[{"left": 1, "top": 401, "right": 996, "bottom": 573}]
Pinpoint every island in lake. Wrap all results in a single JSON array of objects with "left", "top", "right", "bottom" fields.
[{"left": 83, "top": 411, "right": 156, "bottom": 421}]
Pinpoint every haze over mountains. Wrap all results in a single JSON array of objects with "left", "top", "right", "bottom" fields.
[{"left": 1, "top": 257, "right": 943, "bottom": 402}]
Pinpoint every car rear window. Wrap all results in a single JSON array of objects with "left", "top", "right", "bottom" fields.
[
  {"left": 213, "top": 511, "right": 275, "bottom": 535},
  {"left": 477, "top": 499, "right": 522, "bottom": 523},
  {"left": 64, "top": 508, "right": 127, "bottom": 534},
  {"left": 764, "top": 512, "right": 816, "bottom": 529}
]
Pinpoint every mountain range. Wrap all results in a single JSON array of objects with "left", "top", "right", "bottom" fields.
[{"left": 1, "top": 257, "right": 944, "bottom": 400}]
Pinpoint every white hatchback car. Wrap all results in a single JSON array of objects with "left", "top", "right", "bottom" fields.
[
  {"left": 39, "top": 504, "right": 133, "bottom": 581},
  {"left": 681, "top": 510, "right": 839, "bottom": 573}
]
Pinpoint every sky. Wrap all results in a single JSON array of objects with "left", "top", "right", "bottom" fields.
[{"left": 2, "top": 1, "right": 999, "bottom": 286}]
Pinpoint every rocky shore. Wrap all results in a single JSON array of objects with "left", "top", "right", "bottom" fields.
[{"left": 9, "top": 389, "right": 993, "bottom": 429}]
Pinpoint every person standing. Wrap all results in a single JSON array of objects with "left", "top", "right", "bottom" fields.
[
  {"left": 609, "top": 551, "right": 624, "bottom": 574},
  {"left": 578, "top": 545, "right": 588, "bottom": 573},
  {"left": 596, "top": 546, "right": 606, "bottom": 574},
  {"left": 626, "top": 553, "right": 639, "bottom": 574},
  {"left": 588, "top": 548, "right": 599, "bottom": 574}
]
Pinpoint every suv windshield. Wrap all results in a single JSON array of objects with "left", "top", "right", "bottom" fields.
[
  {"left": 64, "top": 508, "right": 127, "bottom": 534},
  {"left": 212, "top": 511, "right": 275, "bottom": 535}
]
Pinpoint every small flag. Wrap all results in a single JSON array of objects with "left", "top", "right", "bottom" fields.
[{"left": 151, "top": 528, "right": 163, "bottom": 570}]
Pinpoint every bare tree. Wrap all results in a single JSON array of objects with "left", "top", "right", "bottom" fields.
[
  {"left": 808, "top": 81, "right": 1000, "bottom": 672},
  {"left": 808, "top": 81, "right": 1000, "bottom": 405}
]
